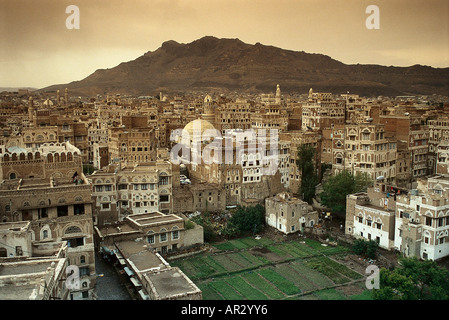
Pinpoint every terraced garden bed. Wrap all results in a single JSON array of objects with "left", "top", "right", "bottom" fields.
[{"left": 173, "top": 237, "right": 370, "bottom": 300}]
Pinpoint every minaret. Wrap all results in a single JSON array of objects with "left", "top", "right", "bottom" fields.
[
  {"left": 64, "top": 88, "right": 68, "bottom": 106},
  {"left": 308, "top": 88, "right": 313, "bottom": 102},
  {"left": 202, "top": 94, "right": 215, "bottom": 126},
  {"left": 275, "top": 84, "right": 281, "bottom": 104},
  {"left": 28, "top": 96, "right": 35, "bottom": 126},
  {"left": 57, "top": 90, "right": 60, "bottom": 106}
]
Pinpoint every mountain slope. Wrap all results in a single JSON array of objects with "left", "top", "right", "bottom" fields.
[{"left": 40, "top": 36, "right": 449, "bottom": 97}]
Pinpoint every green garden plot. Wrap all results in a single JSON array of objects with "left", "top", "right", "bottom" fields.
[
  {"left": 238, "top": 250, "right": 269, "bottom": 267},
  {"left": 302, "top": 239, "right": 349, "bottom": 255},
  {"left": 241, "top": 272, "right": 286, "bottom": 300},
  {"left": 228, "top": 239, "right": 252, "bottom": 250},
  {"left": 213, "top": 237, "right": 275, "bottom": 252},
  {"left": 321, "top": 257, "right": 364, "bottom": 280},
  {"left": 289, "top": 262, "right": 334, "bottom": 288},
  {"left": 314, "top": 288, "right": 348, "bottom": 300},
  {"left": 237, "top": 237, "right": 261, "bottom": 248},
  {"left": 276, "top": 242, "right": 311, "bottom": 258},
  {"left": 197, "top": 283, "right": 224, "bottom": 300},
  {"left": 244, "top": 237, "right": 274, "bottom": 247},
  {"left": 257, "top": 267, "right": 301, "bottom": 296},
  {"left": 202, "top": 255, "right": 229, "bottom": 274},
  {"left": 266, "top": 244, "right": 294, "bottom": 260},
  {"left": 226, "top": 252, "right": 258, "bottom": 269},
  {"left": 170, "top": 259, "right": 201, "bottom": 279},
  {"left": 213, "top": 241, "right": 236, "bottom": 251},
  {"left": 225, "top": 276, "right": 270, "bottom": 300},
  {"left": 350, "top": 289, "right": 374, "bottom": 300},
  {"left": 289, "top": 241, "right": 320, "bottom": 256},
  {"left": 303, "top": 257, "right": 351, "bottom": 285},
  {"left": 187, "top": 256, "right": 220, "bottom": 279},
  {"left": 275, "top": 264, "right": 319, "bottom": 293},
  {"left": 211, "top": 253, "right": 245, "bottom": 272},
  {"left": 209, "top": 280, "right": 245, "bottom": 300}
]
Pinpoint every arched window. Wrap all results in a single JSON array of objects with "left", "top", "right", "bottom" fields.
[
  {"left": 9, "top": 172, "right": 16, "bottom": 180},
  {"left": 43, "top": 230, "right": 48, "bottom": 239},
  {"left": 147, "top": 230, "right": 155, "bottom": 244},
  {"left": 65, "top": 226, "right": 82, "bottom": 235},
  {"left": 80, "top": 255, "right": 86, "bottom": 264}
]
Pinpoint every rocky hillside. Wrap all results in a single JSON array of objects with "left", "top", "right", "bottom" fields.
[{"left": 40, "top": 36, "right": 449, "bottom": 97}]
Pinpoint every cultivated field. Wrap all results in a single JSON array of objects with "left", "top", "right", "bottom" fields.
[{"left": 170, "top": 237, "right": 373, "bottom": 300}]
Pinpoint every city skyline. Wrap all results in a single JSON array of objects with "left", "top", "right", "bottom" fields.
[{"left": 1, "top": 0, "right": 448, "bottom": 89}]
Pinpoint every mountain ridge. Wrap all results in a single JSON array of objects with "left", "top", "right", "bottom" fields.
[{"left": 40, "top": 36, "right": 449, "bottom": 97}]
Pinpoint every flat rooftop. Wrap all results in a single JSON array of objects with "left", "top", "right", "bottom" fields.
[
  {"left": 143, "top": 267, "right": 201, "bottom": 299},
  {"left": 95, "top": 223, "right": 138, "bottom": 238},
  {"left": 126, "top": 212, "right": 183, "bottom": 227},
  {"left": 0, "top": 258, "right": 65, "bottom": 300},
  {"left": 114, "top": 240, "right": 167, "bottom": 272},
  {"left": 0, "top": 261, "right": 50, "bottom": 276}
]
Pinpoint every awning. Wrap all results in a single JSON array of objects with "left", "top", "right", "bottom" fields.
[
  {"left": 115, "top": 252, "right": 124, "bottom": 259},
  {"left": 138, "top": 289, "right": 150, "bottom": 300},
  {"left": 101, "top": 246, "right": 115, "bottom": 255},
  {"left": 130, "top": 277, "right": 142, "bottom": 287},
  {"left": 124, "top": 266, "right": 135, "bottom": 277}
]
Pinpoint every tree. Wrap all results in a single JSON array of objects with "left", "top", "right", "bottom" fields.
[
  {"left": 352, "top": 238, "right": 378, "bottom": 259},
  {"left": 225, "top": 204, "right": 265, "bottom": 237},
  {"left": 372, "top": 257, "right": 449, "bottom": 300},
  {"left": 320, "top": 170, "right": 373, "bottom": 215},
  {"left": 296, "top": 144, "right": 318, "bottom": 204}
]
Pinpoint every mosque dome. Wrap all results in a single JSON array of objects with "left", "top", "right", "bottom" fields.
[
  {"left": 177, "top": 118, "right": 219, "bottom": 148},
  {"left": 182, "top": 118, "right": 216, "bottom": 137}
]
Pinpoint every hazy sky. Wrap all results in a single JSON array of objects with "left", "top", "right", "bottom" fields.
[{"left": 1, "top": 0, "right": 448, "bottom": 88}]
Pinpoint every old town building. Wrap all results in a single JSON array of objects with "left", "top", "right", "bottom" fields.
[
  {"left": 337, "top": 123, "right": 397, "bottom": 182},
  {"left": 90, "top": 157, "right": 174, "bottom": 225},
  {"left": 0, "top": 142, "right": 96, "bottom": 299},
  {"left": 302, "top": 88, "right": 346, "bottom": 131},
  {"left": 347, "top": 176, "right": 449, "bottom": 261},
  {"left": 265, "top": 192, "right": 318, "bottom": 234}
]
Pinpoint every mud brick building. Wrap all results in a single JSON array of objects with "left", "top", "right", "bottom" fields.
[
  {"left": 265, "top": 192, "right": 318, "bottom": 234},
  {"left": 0, "top": 142, "right": 96, "bottom": 299}
]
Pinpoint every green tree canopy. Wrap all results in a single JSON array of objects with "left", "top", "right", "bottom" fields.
[
  {"left": 372, "top": 257, "right": 449, "bottom": 300},
  {"left": 296, "top": 144, "right": 318, "bottom": 204},
  {"left": 352, "top": 238, "right": 379, "bottom": 259},
  {"left": 226, "top": 204, "right": 265, "bottom": 237},
  {"left": 320, "top": 170, "right": 373, "bottom": 215}
]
